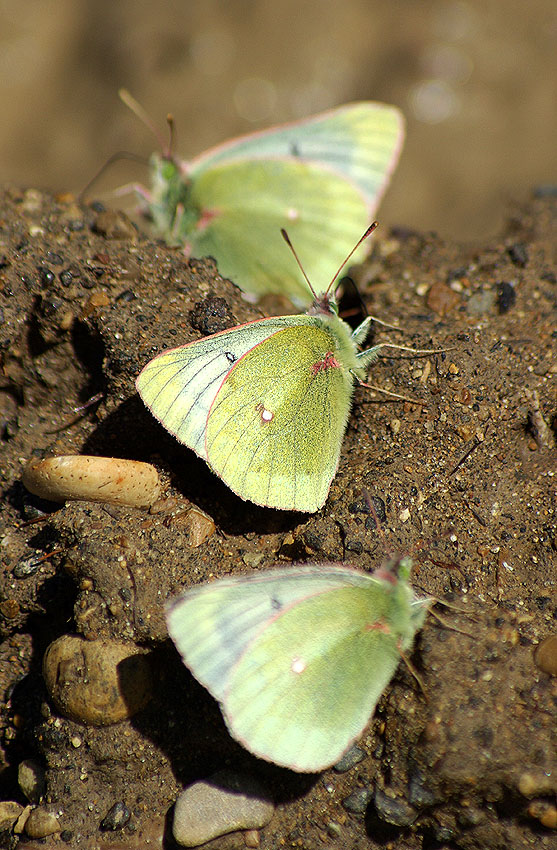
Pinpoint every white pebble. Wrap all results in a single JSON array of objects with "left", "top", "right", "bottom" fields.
[{"left": 173, "top": 771, "right": 274, "bottom": 847}]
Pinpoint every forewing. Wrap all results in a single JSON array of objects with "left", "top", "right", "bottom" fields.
[
  {"left": 135, "top": 317, "right": 299, "bottom": 459},
  {"left": 205, "top": 322, "right": 354, "bottom": 511},
  {"left": 224, "top": 582, "right": 404, "bottom": 772},
  {"left": 166, "top": 565, "right": 373, "bottom": 701},
  {"left": 190, "top": 102, "right": 404, "bottom": 207}
]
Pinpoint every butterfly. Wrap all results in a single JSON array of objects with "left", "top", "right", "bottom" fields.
[
  {"left": 136, "top": 223, "right": 434, "bottom": 513},
  {"left": 121, "top": 89, "right": 405, "bottom": 305},
  {"left": 166, "top": 558, "right": 428, "bottom": 772}
]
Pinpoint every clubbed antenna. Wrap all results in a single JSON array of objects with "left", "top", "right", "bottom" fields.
[
  {"left": 281, "top": 221, "right": 379, "bottom": 300},
  {"left": 326, "top": 221, "right": 378, "bottom": 293}
]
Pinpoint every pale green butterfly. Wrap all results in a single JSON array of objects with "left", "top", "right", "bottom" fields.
[
  {"left": 136, "top": 223, "right": 433, "bottom": 513},
  {"left": 166, "top": 558, "right": 428, "bottom": 773},
  {"left": 121, "top": 89, "right": 405, "bottom": 305}
]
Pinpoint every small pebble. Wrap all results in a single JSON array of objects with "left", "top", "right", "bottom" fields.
[
  {"left": 497, "top": 281, "right": 516, "bottom": 314},
  {"left": 244, "top": 829, "right": 260, "bottom": 847},
  {"left": 326, "top": 821, "right": 342, "bottom": 838},
  {"left": 466, "top": 289, "right": 497, "bottom": 316},
  {"left": 374, "top": 788, "right": 417, "bottom": 826},
  {"left": 93, "top": 210, "right": 137, "bottom": 240},
  {"left": 23, "top": 455, "right": 161, "bottom": 509},
  {"left": 341, "top": 787, "right": 373, "bottom": 814},
  {"left": 518, "top": 770, "right": 557, "bottom": 798},
  {"left": 43, "top": 634, "right": 153, "bottom": 725},
  {"left": 14, "top": 805, "right": 32, "bottom": 834},
  {"left": 407, "top": 769, "right": 436, "bottom": 808},
  {"left": 13, "top": 555, "right": 42, "bottom": 579},
  {"left": 426, "top": 281, "right": 460, "bottom": 317},
  {"left": 507, "top": 242, "right": 528, "bottom": 268},
  {"left": 0, "top": 599, "right": 20, "bottom": 619},
  {"left": 0, "top": 801, "right": 24, "bottom": 831},
  {"left": 182, "top": 507, "right": 216, "bottom": 547},
  {"left": 528, "top": 800, "right": 557, "bottom": 829},
  {"left": 190, "top": 296, "right": 236, "bottom": 335},
  {"left": 24, "top": 807, "right": 61, "bottom": 839},
  {"left": 242, "top": 552, "right": 264, "bottom": 568},
  {"left": 100, "top": 801, "right": 131, "bottom": 831},
  {"left": 173, "top": 770, "right": 274, "bottom": 847},
  {"left": 18, "top": 759, "right": 46, "bottom": 803},
  {"left": 333, "top": 745, "right": 366, "bottom": 772},
  {"left": 534, "top": 635, "right": 557, "bottom": 676}
]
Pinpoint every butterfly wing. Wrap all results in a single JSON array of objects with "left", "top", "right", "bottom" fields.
[
  {"left": 205, "top": 321, "right": 355, "bottom": 511},
  {"left": 166, "top": 564, "right": 425, "bottom": 772},
  {"left": 184, "top": 159, "right": 367, "bottom": 304},
  {"left": 152, "top": 103, "right": 404, "bottom": 304},
  {"left": 190, "top": 102, "right": 404, "bottom": 205},
  {"left": 135, "top": 316, "right": 301, "bottom": 459},
  {"left": 166, "top": 564, "right": 372, "bottom": 700}
]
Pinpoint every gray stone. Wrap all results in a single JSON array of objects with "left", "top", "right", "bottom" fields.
[
  {"left": 341, "top": 787, "right": 373, "bottom": 814},
  {"left": 173, "top": 770, "right": 274, "bottom": 847},
  {"left": 333, "top": 745, "right": 366, "bottom": 772},
  {"left": 374, "top": 788, "right": 417, "bottom": 826}
]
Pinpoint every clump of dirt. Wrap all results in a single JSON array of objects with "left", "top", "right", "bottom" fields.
[{"left": 0, "top": 186, "right": 555, "bottom": 849}]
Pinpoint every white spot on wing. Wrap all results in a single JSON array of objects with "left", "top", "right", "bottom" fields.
[
  {"left": 287, "top": 208, "right": 299, "bottom": 221},
  {"left": 255, "top": 402, "right": 274, "bottom": 423},
  {"left": 291, "top": 657, "right": 306, "bottom": 674}
]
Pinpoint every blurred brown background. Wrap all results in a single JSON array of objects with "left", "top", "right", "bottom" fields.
[{"left": 1, "top": 0, "right": 555, "bottom": 240}]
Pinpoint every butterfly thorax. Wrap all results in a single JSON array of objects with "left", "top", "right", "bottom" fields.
[
  {"left": 149, "top": 154, "right": 201, "bottom": 244},
  {"left": 386, "top": 577, "right": 426, "bottom": 650},
  {"left": 307, "top": 297, "right": 366, "bottom": 380}
]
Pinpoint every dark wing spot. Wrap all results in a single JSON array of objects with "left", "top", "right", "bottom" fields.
[
  {"left": 289, "top": 141, "right": 301, "bottom": 158},
  {"left": 225, "top": 351, "right": 237, "bottom": 363},
  {"left": 270, "top": 596, "right": 282, "bottom": 611}
]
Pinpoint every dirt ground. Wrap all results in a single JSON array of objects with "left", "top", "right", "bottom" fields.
[{"left": 0, "top": 186, "right": 555, "bottom": 849}]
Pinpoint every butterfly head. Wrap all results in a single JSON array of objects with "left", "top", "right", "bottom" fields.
[
  {"left": 282, "top": 222, "right": 379, "bottom": 316},
  {"left": 149, "top": 153, "right": 200, "bottom": 243},
  {"left": 306, "top": 291, "right": 339, "bottom": 318}
]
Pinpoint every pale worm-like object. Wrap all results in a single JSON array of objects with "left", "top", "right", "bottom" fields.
[{"left": 23, "top": 455, "right": 161, "bottom": 509}]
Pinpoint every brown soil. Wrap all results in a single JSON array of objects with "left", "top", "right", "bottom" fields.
[{"left": 0, "top": 186, "right": 555, "bottom": 849}]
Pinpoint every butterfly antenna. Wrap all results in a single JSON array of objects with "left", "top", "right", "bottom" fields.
[
  {"left": 280, "top": 229, "right": 318, "bottom": 300},
  {"left": 78, "top": 151, "right": 149, "bottom": 201},
  {"left": 166, "top": 112, "right": 176, "bottom": 159},
  {"left": 326, "top": 221, "right": 379, "bottom": 293},
  {"left": 119, "top": 88, "right": 172, "bottom": 158}
]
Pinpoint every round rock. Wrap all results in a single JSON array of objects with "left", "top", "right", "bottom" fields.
[
  {"left": 534, "top": 635, "right": 557, "bottom": 676},
  {"left": 24, "top": 807, "right": 60, "bottom": 839},
  {"left": 173, "top": 771, "right": 274, "bottom": 847},
  {"left": 43, "top": 634, "right": 153, "bottom": 725}
]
